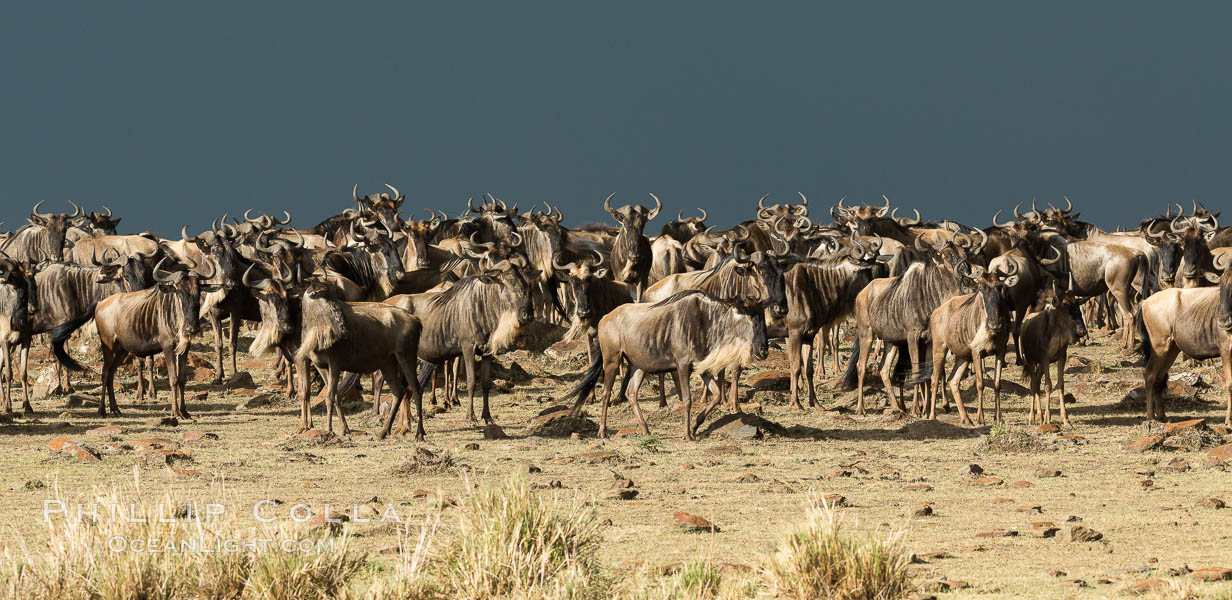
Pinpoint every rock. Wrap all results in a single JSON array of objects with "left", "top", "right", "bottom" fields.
[
  {"left": 672, "top": 511, "right": 717, "bottom": 533},
  {"left": 298, "top": 429, "right": 337, "bottom": 444},
  {"left": 1164, "top": 419, "right": 1207, "bottom": 435},
  {"left": 578, "top": 450, "right": 619, "bottom": 464},
  {"left": 1158, "top": 457, "right": 1190, "bottom": 473},
  {"left": 236, "top": 394, "right": 273, "bottom": 411},
  {"left": 1196, "top": 497, "right": 1225, "bottom": 509},
  {"left": 825, "top": 468, "right": 852, "bottom": 478},
  {"left": 463, "top": 442, "right": 480, "bottom": 450},
  {"left": 226, "top": 371, "right": 256, "bottom": 389},
  {"left": 1034, "top": 468, "right": 1061, "bottom": 478},
  {"left": 1206, "top": 444, "right": 1232, "bottom": 466},
  {"left": 1031, "top": 526, "right": 1060, "bottom": 538},
  {"left": 612, "top": 478, "right": 634, "bottom": 488},
  {"left": 482, "top": 423, "right": 508, "bottom": 440},
  {"left": 822, "top": 494, "right": 846, "bottom": 507},
  {"left": 307, "top": 512, "right": 349, "bottom": 534},
  {"left": 1017, "top": 504, "right": 1043, "bottom": 514},
  {"left": 1010, "top": 481, "right": 1033, "bottom": 488},
  {"left": 904, "top": 483, "right": 933, "bottom": 492},
  {"left": 736, "top": 473, "right": 759, "bottom": 483},
  {"left": 1193, "top": 567, "right": 1232, "bottom": 582},
  {"left": 181, "top": 431, "right": 218, "bottom": 441},
  {"left": 911, "top": 504, "right": 933, "bottom": 517},
  {"left": 129, "top": 438, "right": 176, "bottom": 450},
  {"left": 1125, "top": 434, "right": 1164, "bottom": 453},
  {"left": 606, "top": 489, "right": 638, "bottom": 500},
  {"left": 681, "top": 463, "right": 694, "bottom": 470},
  {"left": 958, "top": 464, "right": 984, "bottom": 475},
  {"left": 749, "top": 370, "right": 789, "bottom": 391},
  {"left": 147, "top": 416, "right": 179, "bottom": 428},
  {"left": 525, "top": 463, "right": 542, "bottom": 474},
  {"left": 1069, "top": 526, "right": 1103, "bottom": 542},
  {"left": 613, "top": 427, "right": 640, "bottom": 438},
  {"left": 973, "top": 477, "right": 1003, "bottom": 486},
  {"left": 143, "top": 449, "right": 191, "bottom": 466},
  {"left": 991, "top": 497, "right": 1014, "bottom": 504},
  {"left": 1127, "top": 579, "right": 1168, "bottom": 595},
  {"left": 1036, "top": 423, "right": 1061, "bottom": 434}
]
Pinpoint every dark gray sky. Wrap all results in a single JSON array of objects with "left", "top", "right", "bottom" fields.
[{"left": 4, "top": 2, "right": 1229, "bottom": 235}]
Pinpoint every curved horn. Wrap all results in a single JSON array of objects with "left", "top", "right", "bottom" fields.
[
  {"left": 67, "top": 200, "right": 82, "bottom": 217},
  {"left": 796, "top": 191, "right": 809, "bottom": 208},
  {"left": 732, "top": 225, "right": 750, "bottom": 242},
  {"left": 468, "top": 231, "right": 495, "bottom": 250},
  {"left": 467, "top": 196, "right": 479, "bottom": 213},
  {"left": 758, "top": 194, "right": 770, "bottom": 211},
  {"left": 510, "top": 230, "right": 523, "bottom": 247},
  {"left": 276, "top": 210, "right": 292, "bottom": 225},
  {"left": 1013, "top": 203, "right": 1025, "bottom": 221},
  {"left": 697, "top": 208, "right": 707, "bottom": 221},
  {"left": 1170, "top": 216, "right": 1189, "bottom": 234},
  {"left": 1039, "top": 244, "right": 1063, "bottom": 265},
  {"left": 796, "top": 214, "right": 813, "bottom": 229},
  {"left": 103, "top": 205, "right": 112, "bottom": 217},
  {"left": 870, "top": 233, "right": 884, "bottom": 254},
  {"left": 877, "top": 195, "right": 891, "bottom": 217},
  {"left": 31, "top": 200, "right": 50, "bottom": 220},
  {"left": 991, "top": 210, "right": 1009, "bottom": 228},
  {"left": 242, "top": 263, "right": 265, "bottom": 289},
  {"left": 1061, "top": 196, "right": 1073, "bottom": 214},
  {"left": 972, "top": 227, "right": 988, "bottom": 252},
  {"left": 603, "top": 193, "right": 617, "bottom": 217},
  {"left": 914, "top": 234, "right": 929, "bottom": 253},
  {"left": 552, "top": 252, "right": 575, "bottom": 272},
  {"left": 197, "top": 255, "right": 217, "bottom": 280},
  {"left": 647, "top": 193, "right": 662, "bottom": 220},
  {"left": 353, "top": 184, "right": 360, "bottom": 204},
  {"left": 244, "top": 209, "right": 258, "bottom": 222},
  {"left": 677, "top": 209, "right": 685, "bottom": 222},
  {"left": 384, "top": 183, "right": 401, "bottom": 199},
  {"left": 1214, "top": 252, "right": 1231, "bottom": 273},
  {"left": 181, "top": 225, "right": 193, "bottom": 242},
  {"left": 152, "top": 257, "right": 177, "bottom": 284}
]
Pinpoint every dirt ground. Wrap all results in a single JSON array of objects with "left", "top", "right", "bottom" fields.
[{"left": 3, "top": 325, "right": 1232, "bottom": 598}]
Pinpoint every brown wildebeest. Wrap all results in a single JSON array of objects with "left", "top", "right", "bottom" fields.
[
  {"left": 384, "top": 256, "right": 536, "bottom": 424},
  {"left": 1021, "top": 285, "right": 1088, "bottom": 426},
  {"left": 94, "top": 257, "right": 216, "bottom": 418},
  {"left": 782, "top": 237, "right": 882, "bottom": 409},
  {"left": 354, "top": 183, "right": 405, "bottom": 233},
  {"left": 564, "top": 291, "right": 769, "bottom": 441},
  {"left": 293, "top": 281, "right": 424, "bottom": 437},
  {"left": 2, "top": 200, "right": 82, "bottom": 263},
  {"left": 604, "top": 193, "right": 661, "bottom": 301},
  {"left": 1139, "top": 254, "right": 1232, "bottom": 426},
  {"left": 0, "top": 256, "right": 38, "bottom": 414},
  {"left": 1045, "top": 234, "right": 1144, "bottom": 353},
  {"left": 919, "top": 263, "right": 1018, "bottom": 424},
  {"left": 240, "top": 262, "right": 303, "bottom": 400},
  {"left": 554, "top": 252, "right": 633, "bottom": 362}
]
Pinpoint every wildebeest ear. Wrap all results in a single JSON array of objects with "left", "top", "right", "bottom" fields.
[
  {"left": 1205, "top": 231, "right": 1217, "bottom": 242},
  {"left": 201, "top": 283, "right": 224, "bottom": 294},
  {"left": 1204, "top": 271, "right": 1222, "bottom": 284},
  {"left": 1004, "top": 275, "right": 1019, "bottom": 288},
  {"left": 593, "top": 268, "right": 608, "bottom": 279}
]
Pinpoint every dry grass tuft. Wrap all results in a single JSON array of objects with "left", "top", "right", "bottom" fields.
[
  {"left": 393, "top": 447, "right": 463, "bottom": 476},
  {"left": 763, "top": 494, "right": 914, "bottom": 600},
  {"left": 977, "top": 426, "right": 1052, "bottom": 454}
]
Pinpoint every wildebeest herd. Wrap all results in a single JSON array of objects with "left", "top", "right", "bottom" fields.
[{"left": 1, "top": 192, "right": 1230, "bottom": 444}]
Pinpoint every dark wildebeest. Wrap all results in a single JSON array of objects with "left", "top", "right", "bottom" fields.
[
  {"left": 659, "top": 208, "right": 708, "bottom": 244},
  {"left": 241, "top": 262, "right": 304, "bottom": 400},
  {"left": 782, "top": 237, "right": 883, "bottom": 409},
  {"left": 2, "top": 201, "right": 82, "bottom": 263},
  {"left": 354, "top": 183, "right": 405, "bottom": 233},
  {"left": 1139, "top": 254, "right": 1232, "bottom": 426},
  {"left": 321, "top": 220, "right": 407, "bottom": 300},
  {"left": 292, "top": 281, "right": 424, "bottom": 437},
  {"left": 384, "top": 256, "right": 536, "bottom": 423},
  {"left": 564, "top": 291, "right": 769, "bottom": 441},
  {"left": 74, "top": 205, "right": 122, "bottom": 236},
  {"left": 987, "top": 244, "right": 1062, "bottom": 365},
  {"left": 0, "top": 256, "right": 38, "bottom": 414},
  {"left": 919, "top": 263, "right": 1018, "bottom": 424},
  {"left": 94, "top": 257, "right": 216, "bottom": 418},
  {"left": 604, "top": 193, "right": 661, "bottom": 301},
  {"left": 1021, "top": 285, "right": 1088, "bottom": 426},
  {"left": 1043, "top": 233, "right": 1144, "bottom": 353},
  {"left": 554, "top": 252, "right": 634, "bottom": 362},
  {"left": 1172, "top": 214, "right": 1219, "bottom": 289},
  {"left": 844, "top": 240, "right": 969, "bottom": 416}
]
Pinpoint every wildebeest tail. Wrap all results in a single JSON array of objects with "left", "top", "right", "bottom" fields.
[
  {"left": 418, "top": 360, "right": 438, "bottom": 390},
  {"left": 838, "top": 344, "right": 860, "bottom": 391},
  {"left": 50, "top": 315, "right": 91, "bottom": 372},
  {"left": 562, "top": 354, "right": 603, "bottom": 403},
  {"left": 1135, "top": 307, "right": 1148, "bottom": 359},
  {"left": 888, "top": 341, "right": 915, "bottom": 387}
]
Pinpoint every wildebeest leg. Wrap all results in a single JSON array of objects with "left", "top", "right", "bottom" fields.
[
  {"left": 1055, "top": 350, "right": 1071, "bottom": 426},
  {"left": 450, "top": 358, "right": 461, "bottom": 406},
  {"left": 854, "top": 325, "right": 873, "bottom": 416},
  {"left": 877, "top": 344, "right": 902, "bottom": 413},
  {"left": 209, "top": 311, "right": 224, "bottom": 384},
  {"left": 462, "top": 348, "right": 479, "bottom": 422},
  {"left": 371, "top": 372, "right": 385, "bottom": 417},
  {"left": 692, "top": 375, "right": 724, "bottom": 434},
  {"left": 162, "top": 348, "right": 180, "bottom": 418},
  {"left": 1027, "top": 363, "right": 1043, "bottom": 424},
  {"left": 399, "top": 355, "right": 426, "bottom": 440},
  {"left": 479, "top": 355, "right": 494, "bottom": 424},
  {"left": 973, "top": 352, "right": 988, "bottom": 424},
  {"left": 322, "top": 364, "right": 339, "bottom": 434},
  {"left": 1144, "top": 344, "right": 1178, "bottom": 423},
  {"left": 297, "top": 359, "right": 313, "bottom": 433},
  {"left": 679, "top": 365, "right": 697, "bottom": 441},
  {"left": 228, "top": 311, "right": 240, "bottom": 378},
  {"left": 102, "top": 347, "right": 129, "bottom": 417},
  {"left": 728, "top": 366, "right": 743, "bottom": 413},
  {"left": 623, "top": 368, "right": 651, "bottom": 435},
  {"left": 993, "top": 353, "right": 1004, "bottom": 424},
  {"left": 657, "top": 374, "right": 667, "bottom": 408},
  {"left": 805, "top": 339, "right": 818, "bottom": 408},
  {"left": 787, "top": 330, "right": 805, "bottom": 410},
  {"left": 596, "top": 358, "right": 626, "bottom": 439},
  {"left": 928, "top": 343, "right": 946, "bottom": 421},
  {"left": 18, "top": 343, "right": 33, "bottom": 414},
  {"left": 949, "top": 359, "right": 972, "bottom": 426},
  {"left": 1, "top": 343, "right": 10, "bottom": 414},
  {"left": 907, "top": 337, "right": 923, "bottom": 415}
]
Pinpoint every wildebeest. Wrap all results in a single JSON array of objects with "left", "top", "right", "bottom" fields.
[
  {"left": 554, "top": 252, "right": 634, "bottom": 360},
  {"left": 292, "top": 281, "right": 424, "bottom": 437},
  {"left": 321, "top": 220, "right": 407, "bottom": 300},
  {"left": 0, "top": 256, "right": 38, "bottom": 414},
  {"left": 564, "top": 291, "right": 769, "bottom": 441},
  {"left": 604, "top": 193, "right": 661, "bottom": 300},
  {"left": 384, "top": 256, "right": 536, "bottom": 423},
  {"left": 1021, "top": 285, "right": 1088, "bottom": 426},
  {"left": 782, "top": 237, "right": 883, "bottom": 409},
  {"left": 1138, "top": 254, "right": 1232, "bottom": 425},
  {"left": 919, "top": 263, "right": 1018, "bottom": 424},
  {"left": 2, "top": 201, "right": 82, "bottom": 263},
  {"left": 94, "top": 257, "right": 216, "bottom": 418},
  {"left": 354, "top": 184, "right": 405, "bottom": 233}
]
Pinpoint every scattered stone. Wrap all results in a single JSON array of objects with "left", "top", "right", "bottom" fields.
[
  {"left": 180, "top": 431, "right": 218, "bottom": 442},
  {"left": 736, "top": 473, "right": 759, "bottom": 483},
  {"left": 904, "top": 483, "right": 933, "bottom": 492},
  {"left": 482, "top": 423, "right": 508, "bottom": 440},
  {"left": 1196, "top": 497, "right": 1225, "bottom": 509},
  {"left": 1126, "top": 434, "right": 1164, "bottom": 453},
  {"left": 958, "top": 464, "right": 984, "bottom": 475},
  {"left": 1031, "top": 526, "right": 1060, "bottom": 538},
  {"left": 1193, "top": 567, "right": 1232, "bottom": 582},
  {"left": 1164, "top": 419, "right": 1207, "bottom": 435},
  {"left": 973, "top": 477, "right": 1003, "bottom": 486},
  {"left": 606, "top": 489, "right": 638, "bottom": 500},
  {"left": 911, "top": 503, "right": 933, "bottom": 518},
  {"left": 991, "top": 497, "right": 1014, "bottom": 504},
  {"left": 298, "top": 429, "right": 337, "bottom": 444},
  {"left": 1017, "top": 504, "right": 1043, "bottom": 514},
  {"left": 161, "top": 467, "right": 210, "bottom": 480},
  {"left": 226, "top": 371, "right": 256, "bottom": 389},
  {"left": 825, "top": 468, "right": 852, "bottom": 478},
  {"left": 975, "top": 529, "right": 1017, "bottom": 538},
  {"left": 1206, "top": 444, "right": 1232, "bottom": 466},
  {"left": 1034, "top": 468, "right": 1061, "bottom": 478},
  {"left": 1010, "top": 481, "right": 1033, "bottom": 488},
  {"left": 23, "top": 479, "right": 45, "bottom": 490},
  {"left": 672, "top": 511, "right": 717, "bottom": 533},
  {"left": 307, "top": 512, "right": 349, "bottom": 534},
  {"left": 525, "top": 463, "right": 541, "bottom": 474},
  {"left": 578, "top": 450, "right": 619, "bottom": 464},
  {"left": 1036, "top": 423, "right": 1061, "bottom": 434},
  {"left": 87, "top": 425, "right": 124, "bottom": 437},
  {"left": 1158, "top": 457, "right": 1190, "bottom": 473},
  {"left": 1213, "top": 425, "right": 1232, "bottom": 436},
  {"left": 1127, "top": 579, "right": 1168, "bottom": 595},
  {"left": 822, "top": 494, "right": 847, "bottom": 507},
  {"left": 1069, "top": 526, "right": 1103, "bottom": 542},
  {"left": 612, "top": 427, "right": 639, "bottom": 438},
  {"left": 147, "top": 416, "right": 179, "bottom": 427},
  {"left": 749, "top": 370, "right": 789, "bottom": 391},
  {"left": 463, "top": 442, "right": 479, "bottom": 450},
  {"left": 235, "top": 394, "right": 273, "bottom": 411},
  {"left": 129, "top": 438, "right": 176, "bottom": 450},
  {"left": 681, "top": 463, "right": 694, "bottom": 470}
]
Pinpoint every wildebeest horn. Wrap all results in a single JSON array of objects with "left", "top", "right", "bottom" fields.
[
  {"left": 603, "top": 193, "right": 617, "bottom": 218},
  {"left": 1039, "top": 244, "right": 1063, "bottom": 265},
  {"left": 552, "top": 253, "right": 575, "bottom": 272},
  {"left": 758, "top": 194, "right": 770, "bottom": 212},
  {"left": 877, "top": 195, "right": 891, "bottom": 217},
  {"left": 697, "top": 207, "right": 707, "bottom": 221},
  {"left": 468, "top": 232, "right": 495, "bottom": 250},
  {"left": 991, "top": 210, "right": 1009, "bottom": 228},
  {"left": 152, "top": 258, "right": 178, "bottom": 284},
  {"left": 510, "top": 230, "right": 523, "bottom": 247},
  {"left": 102, "top": 205, "right": 113, "bottom": 217},
  {"left": 31, "top": 200, "right": 50, "bottom": 221},
  {"left": 467, "top": 196, "right": 479, "bottom": 213},
  {"left": 870, "top": 233, "right": 884, "bottom": 253},
  {"left": 1062, "top": 196, "right": 1073, "bottom": 214},
  {"left": 276, "top": 210, "right": 292, "bottom": 225},
  {"left": 997, "top": 260, "right": 1020, "bottom": 279},
  {"left": 181, "top": 225, "right": 193, "bottom": 242},
  {"left": 1193, "top": 200, "right": 1200, "bottom": 215},
  {"left": 1146, "top": 224, "right": 1168, "bottom": 239},
  {"left": 244, "top": 209, "right": 258, "bottom": 222},
  {"left": 732, "top": 225, "right": 750, "bottom": 242},
  {"left": 67, "top": 200, "right": 82, "bottom": 217},
  {"left": 1170, "top": 216, "right": 1189, "bottom": 234},
  {"left": 242, "top": 263, "right": 268, "bottom": 289},
  {"left": 796, "top": 192, "right": 809, "bottom": 209},
  {"left": 647, "top": 193, "right": 662, "bottom": 220},
  {"left": 384, "top": 183, "right": 401, "bottom": 199},
  {"left": 589, "top": 250, "right": 604, "bottom": 266},
  {"left": 972, "top": 228, "right": 988, "bottom": 252},
  {"left": 197, "top": 255, "right": 217, "bottom": 280},
  {"left": 1214, "top": 252, "right": 1231, "bottom": 273},
  {"left": 1013, "top": 203, "right": 1025, "bottom": 221},
  {"left": 953, "top": 231, "right": 971, "bottom": 249},
  {"left": 353, "top": 184, "right": 361, "bottom": 205},
  {"left": 836, "top": 196, "right": 848, "bottom": 214},
  {"left": 796, "top": 214, "right": 812, "bottom": 229},
  {"left": 914, "top": 234, "right": 929, "bottom": 253}
]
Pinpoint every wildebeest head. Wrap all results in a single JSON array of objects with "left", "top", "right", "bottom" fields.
[
  {"left": 242, "top": 261, "right": 298, "bottom": 355},
  {"left": 354, "top": 184, "right": 405, "bottom": 233},
  {"left": 1173, "top": 215, "right": 1219, "bottom": 285},
  {"left": 554, "top": 252, "right": 607, "bottom": 320},
  {"left": 757, "top": 193, "right": 809, "bottom": 228},
  {"left": 659, "top": 207, "right": 708, "bottom": 243},
  {"left": 830, "top": 195, "right": 889, "bottom": 236},
  {"left": 185, "top": 225, "right": 243, "bottom": 291},
  {"left": 1143, "top": 216, "right": 1181, "bottom": 288},
  {"left": 520, "top": 203, "right": 567, "bottom": 280},
  {"left": 481, "top": 254, "right": 537, "bottom": 326},
  {"left": 27, "top": 200, "right": 81, "bottom": 261},
  {"left": 735, "top": 239, "right": 799, "bottom": 320},
  {"left": 468, "top": 194, "right": 520, "bottom": 245},
  {"left": 92, "top": 245, "right": 157, "bottom": 292},
  {"left": 349, "top": 219, "right": 406, "bottom": 286},
  {"left": 0, "top": 253, "right": 39, "bottom": 321},
  {"left": 79, "top": 206, "right": 121, "bottom": 235},
  {"left": 152, "top": 256, "right": 218, "bottom": 352},
  {"left": 402, "top": 212, "right": 443, "bottom": 270},
  {"left": 604, "top": 193, "right": 661, "bottom": 260},
  {"left": 1038, "top": 197, "right": 1082, "bottom": 236},
  {"left": 964, "top": 262, "right": 1018, "bottom": 333}
]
